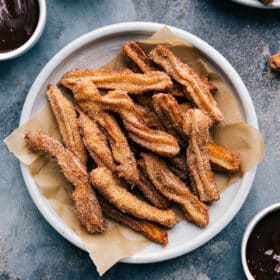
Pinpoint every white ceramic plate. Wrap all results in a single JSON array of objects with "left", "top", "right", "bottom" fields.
[
  {"left": 20, "top": 22, "right": 258, "bottom": 264},
  {"left": 231, "top": 0, "right": 280, "bottom": 8}
]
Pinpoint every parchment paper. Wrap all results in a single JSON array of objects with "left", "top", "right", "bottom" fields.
[{"left": 4, "top": 27, "right": 265, "bottom": 275}]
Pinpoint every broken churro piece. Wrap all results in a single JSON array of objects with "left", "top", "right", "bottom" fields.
[
  {"left": 90, "top": 167, "right": 177, "bottom": 228},
  {"left": 99, "top": 197, "right": 168, "bottom": 246},
  {"left": 269, "top": 51, "right": 280, "bottom": 71},
  {"left": 77, "top": 110, "right": 117, "bottom": 171},
  {"left": 46, "top": 84, "right": 87, "bottom": 165},
  {"left": 183, "top": 109, "right": 220, "bottom": 202},
  {"left": 122, "top": 41, "right": 155, "bottom": 73},
  {"left": 150, "top": 45, "right": 223, "bottom": 123},
  {"left": 207, "top": 141, "right": 241, "bottom": 172},
  {"left": 59, "top": 68, "right": 172, "bottom": 95},
  {"left": 67, "top": 80, "right": 139, "bottom": 186},
  {"left": 25, "top": 132, "right": 107, "bottom": 233},
  {"left": 101, "top": 90, "right": 180, "bottom": 157},
  {"left": 141, "top": 153, "right": 209, "bottom": 227}
]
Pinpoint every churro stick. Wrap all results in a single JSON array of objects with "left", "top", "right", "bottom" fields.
[
  {"left": 183, "top": 109, "right": 220, "bottom": 202},
  {"left": 99, "top": 197, "right": 168, "bottom": 246},
  {"left": 153, "top": 93, "right": 185, "bottom": 140},
  {"left": 77, "top": 110, "right": 117, "bottom": 171},
  {"left": 207, "top": 141, "right": 241, "bottom": 172},
  {"left": 269, "top": 51, "right": 280, "bottom": 71},
  {"left": 25, "top": 132, "right": 107, "bottom": 233},
  {"left": 122, "top": 41, "right": 155, "bottom": 73},
  {"left": 59, "top": 68, "right": 172, "bottom": 95},
  {"left": 46, "top": 84, "right": 87, "bottom": 165},
  {"left": 90, "top": 167, "right": 177, "bottom": 228}
]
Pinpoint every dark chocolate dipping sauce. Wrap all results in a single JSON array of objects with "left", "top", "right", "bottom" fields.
[
  {"left": 0, "top": 0, "right": 39, "bottom": 52},
  {"left": 246, "top": 210, "right": 280, "bottom": 279}
]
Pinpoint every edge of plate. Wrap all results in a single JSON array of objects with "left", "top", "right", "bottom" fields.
[
  {"left": 231, "top": 0, "right": 280, "bottom": 9},
  {"left": 19, "top": 21, "right": 259, "bottom": 264}
]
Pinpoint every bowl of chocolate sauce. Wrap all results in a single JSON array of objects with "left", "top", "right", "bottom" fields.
[
  {"left": 0, "top": 0, "right": 46, "bottom": 60},
  {"left": 242, "top": 203, "right": 280, "bottom": 279}
]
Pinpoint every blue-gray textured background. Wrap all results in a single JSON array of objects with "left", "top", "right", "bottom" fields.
[{"left": 1, "top": 1, "right": 280, "bottom": 279}]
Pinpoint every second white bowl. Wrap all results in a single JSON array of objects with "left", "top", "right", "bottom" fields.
[{"left": 241, "top": 203, "right": 280, "bottom": 279}]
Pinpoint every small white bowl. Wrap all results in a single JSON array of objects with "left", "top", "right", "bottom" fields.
[
  {"left": 0, "top": 0, "right": 47, "bottom": 61},
  {"left": 241, "top": 203, "right": 280, "bottom": 279}
]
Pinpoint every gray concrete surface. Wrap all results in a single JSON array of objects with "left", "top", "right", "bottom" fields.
[{"left": 1, "top": 0, "right": 279, "bottom": 279}]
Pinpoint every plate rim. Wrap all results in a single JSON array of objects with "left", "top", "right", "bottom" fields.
[
  {"left": 19, "top": 21, "right": 258, "bottom": 264},
  {"left": 231, "top": 0, "right": 280, "bottom": 9}
]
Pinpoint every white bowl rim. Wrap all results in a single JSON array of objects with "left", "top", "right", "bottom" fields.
[
  {"left": 231, "top": 0, "right": 280, "bottom": 9},
  {"left": 0, "top": 0, "right": 47, "bottom": 61},
  {"left": 241, "top": 203, "right": 280, "bottom": 279},
  {"left": 19, "top": 21, "right": 259, "bottom": 264}
]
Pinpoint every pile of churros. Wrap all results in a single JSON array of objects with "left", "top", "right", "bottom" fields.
[{"left": 24, "top": 42, "right": 241, "bottom": 246}]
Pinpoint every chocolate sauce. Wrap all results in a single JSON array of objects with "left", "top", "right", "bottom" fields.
[
  {"left": 0, "top": 0, "right": 39, "bottom": 52},
  {"left": 246, "top": 210, "right": 280, "bottom": 279}
]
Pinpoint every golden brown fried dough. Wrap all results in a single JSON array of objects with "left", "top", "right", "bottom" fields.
[
  {"left": 166, "top": 82, "right": 185, "bottom": 97},
  {"left": 167, "top": 154, "right": 188, "bottom": 181},
  {"left": 179, "top": 102, "right": 192, "bottom": 115},
  {"left": 153, "top": 93, "right": 185, "bottom": 139},
  {"left": 134, "top": 103, "right": 165, "bottom": 130},
  {"left": 46, "top": 84, "right": 87, "bottom": 165},
  {"left": 269, "top": 51, "right": 280, "bottom": 71},
  {"left": 207, "top": 141, "right": 241, "bottom": 172},
  {"left": 77, "top": 110, "right": 117, "bottom": 171},
  {"left": 122, "top": 41, "right": 155, "bottom": 73},
  {"left": 59, "top": 68, "right": 172, "bottom": 95},
  {"left": 134, "top": 95, "right": 154, "bottom": 111},
  {"left": 65, "top": 80, "right": 139, "bottom": 186},
  {"left": 99, "top": 197, "right": 168, "bottom": 246},
  {"left": 137, "top": 165, "right": 170, "bottom": 209},
  {"left": 100, "top": 90, "right": 180, "bottom": 157},
  {"left": 200, "top": 75, "right": 217, "bottom": 93},
  {"left": 150, "top": 45, "right": 223, "bottom": 123},
  {"left": 183, "top": 109, "right": 220, "bottom": 202},
  {"left": 25, "top": 132, "right": 107, "bottom": 233},
  {"left": 90, "top": 167, "right": 177, "bottom": 228},
  {"left": 141, "top": 153, "right": 209, "bottom": 227}
]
